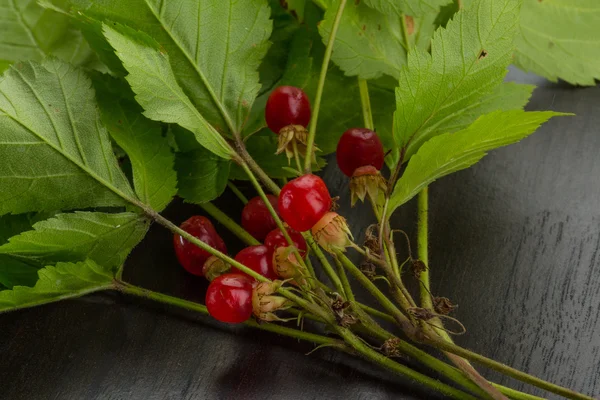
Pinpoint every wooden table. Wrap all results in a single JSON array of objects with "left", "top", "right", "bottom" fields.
[{"left": 1, "top": 69, "right": 598, "bottom": 399}]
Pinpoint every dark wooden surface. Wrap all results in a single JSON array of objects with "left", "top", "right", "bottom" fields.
[{"left": 1, "top": 70, "right": 599, "bottom": 399}]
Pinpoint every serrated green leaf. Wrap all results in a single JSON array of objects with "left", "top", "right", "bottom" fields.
[
  {"left": 386, "top": 81, "right": 534, "bottom": 167},
  {"left": 389, "top": 111, "right": 564, "bottom": 212},
  {"left": 0, "top": 0, "right": 97, "bottom": 70},
  {"left": 0, "top": 59, "right": 137, "bottom": 215},
  {"left": 176, "top": 149, "right": 231, "bottom": 205},
  {"left": 0, "top": 212, "right": 55, "bottom": 245},
  {"left": 102, "top": 24, "right": 233, "bottom": 160},
  {"left": 319, "top": 1, "right": 407, "bottom": 79},
  {"left": 515, "top": 0, "right": 600, "bottom": 86},
  {"left": 93, "top": 74, "right": 177, "bottom": 212},
  {"left": 49, "top": 0, "right": 272, "bottom": 136},
  {"left": 0, "top": 212, "right": 149, "bottom": 271},
  {"left": 394, "top": 0, "right": 521, "bottom": 162},
  {"left": 0, "top": 255, "right": 39, "bottom": 288},
  {"left": 363, "top": 0, "right": 452, "bottom": 18},
  {"left": 0, "top": 259, "right": 113, "bottom": 313}
]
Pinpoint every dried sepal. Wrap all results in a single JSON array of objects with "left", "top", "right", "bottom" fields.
[
  {"left": 272, "top": 246, "right": 308, "bottom": 286},
  {"left": 252, "top": 280, "right": 290, "bottom": 322},
  {"left": 275, "top": 124, "right": 319, "bottom": 163},
  {"left": 202, "top": 256, "right": 231, "bottom": 281},
  {"left": 349, "top": 166, "right": 387, "bottom": 206}
]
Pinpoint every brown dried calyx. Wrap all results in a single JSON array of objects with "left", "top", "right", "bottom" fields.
[
  {"left": 433, "top": 296, "right": 457, "bottom": 315},
  {"left": 381, "top": 337, "right": 404, "bottom": 358},
  {"left": 276, "top": 125, "right": 319, "bottom": 163},
  {"left": 363, "top": 224, "right": 381, "bottom": 253},
  {"left": 411, "top": 259, "right": 427, "bottom": 278}
]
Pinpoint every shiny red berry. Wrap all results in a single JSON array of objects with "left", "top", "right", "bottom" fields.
[
  {"left": 205, "top": 273, "right": 254, "bottom": 323},
  {"left": 233, "top": 245, "right": 277, "bottom": 280},
  {"left": 173, "top": 216, "right": 227, "bottom": 276},
  {"left": 241, "top": 195, "right": 279, "bottom": 241},
  {"left": 265, "top": 86, "right": 311, "bottom": 134},
  {"left": 265, "top": 227, "right": 308, "bottom": 257},
  {"left": 278, "top": 174, "right": 332, "bottom": 232},
  {"left": 336, "top": 128, "right": 384, "bottom": 177}
]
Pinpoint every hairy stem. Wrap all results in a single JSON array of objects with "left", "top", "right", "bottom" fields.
[
  {"left": 417, "top": 188, "right": 433, "bottom": 309},
  {"left": 115, "top": 281, "right": 344, "bottom": 348},
  {"left": 227, "top": 181, "right": 249, "bottom": 204},
  {"left": 304, "top": 0, "right": 348, "bottom": 172},
  {"left": 427, "top": 336, "right": 594, "bottom": 400},
  {"left": 233, "top": 139, "right": 281, "bottom": 195},
  {"left": 358, "top": 78, "right": 374, "bottom": 130},
  {"left": 199, "top": 202, "right": 259, "bottom": 246}
]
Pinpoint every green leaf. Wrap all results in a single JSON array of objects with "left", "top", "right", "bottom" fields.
[
  {"left": 394, "top": 0, "right": 521, "bottom": 162},
  {"left": 0, "top": 212, "right": 55, "bottom": 245},
  {"left": 50, "top": 0, "right": 272, "bottom": 136},
  {"left": 102, "top": 24, "right": 233, "bottom": 159},
  {"left": 363, "top": 0, "right": 452, "bottom": 17},
  {"left": 0, "top": 255, "right": 39, "bottom": 288},
  {"left": 319, "top": 1, "right": 408, "bottom": 79},
  {"left": 0, "top": 0, "right": 97, "bottom": 70},
  {"left": 176, "top": 148, "right": 231, "bottom": 204},
  {"left": 389, "top": 111, "right": 565, "bottom": 212},
  {"left": 515, "top": 0, "right": 600, "bottom": 86},
  {"left": 93, "top": 74, "right": 177, "bottom": 212},
  {"left": 0, "top": 259, "right": 113, "bottom": 313},
  {"left": 0, "top": 59, "right": 137, "bottom": 215},
  {"left": 0, "top": 212, "right": 149, "bottom": 271}
]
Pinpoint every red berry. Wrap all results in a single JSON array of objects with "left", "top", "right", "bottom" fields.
[
  {"left": 233, "top": 245, "right": 277, "bottom": 280},
  {"left": 265, "top": 227, "right": 307, "bottom": 257},
  {"left": 173, "top": 216, "right": 227, "bottom": 276},
  {"left": 241, "top": 195, "right": 279, "bottom": 241},
  {"left": 206, "top": 273, "right": 254, "bottom": 323},
  {"left": 278, "top": 174, "right": 332, "bottom": 232},
  {"left": 336, "top": 128, "right": 384, "bottom": 177},
  {"left": 265, "top": 86, "right": 311, "bottom": 134}
]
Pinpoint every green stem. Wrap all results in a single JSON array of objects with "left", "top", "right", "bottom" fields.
[
  {"left": 303, "top": 0, "right": 348, "bottom": 172},
  {"left": 335, "top": 327, "right": 476, "bottom": 400},
  {"left": 427, "top": 337, "right": 594, "bottom": 400},
  {"left": 333, "top": 256, "right": 354, "bottom": 302},
  {"left": 227, "top": 181, "right": 249, "bottom": 204},
  {"left": 292, "top": 140, "right": 303, "bottom": 173},
  {"left": 400, "top": 13, "right": 411, "bottom": 50},
  {"left": 116, "top": 281, "right": 343, "bottom": 348},
  {"left": 358, "top": 78, "right": 374, "bottom": 130},
  {"left": 336, "top": 251, "right": 417, "bottom": 336},
  {"left": 304, "top": 234, "right": 345, "bottom": 295},
  {"left": 199, "top": 202, "right": 259, "bottom": 246},
  {"left": 234, "top": 140, "right": 281, "bottom": 195},
  {"left": 417, "top": 188, "right": 432, "bottom": 310},
  {"left": 239, "top": 162, "right": 309, "bottom": 274}
]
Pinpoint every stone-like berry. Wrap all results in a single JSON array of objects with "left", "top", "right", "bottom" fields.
[
  {"left": 206, "top": 273, "right": 254, "bottom": 323},
  {"left": 241, "top": 195, "right": 279, "bottom": 241},
  {"left": 336, "top": 128, "right": 384, "bottom": 177},
  {"left": 173, "top": 216, "right": 227, "bottom": 276},
  {"left": 233, "top": 245, "right": 277, "bottom": 280},
  {"left": 265, "top": 86, "right": 311, "bottom": 134},
  {"left": 278, "top": 174, "right": 332, "bottom": 232},
  {"left": 264, "top": 227, "right": 308, "bottom": 257}
]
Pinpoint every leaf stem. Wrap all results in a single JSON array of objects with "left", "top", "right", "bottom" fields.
[
  {"left": 227, "top": 181, "right": 249, "bottom": 204},
  {"left": 115, "top": 281, "right": 344, "bottom": 348},
  {"left": 417, "top": 188, "right": 432, "bottom": 309},
  {"left": 358, "top": 78, "right": 374, "bottom": 130},
  {"left": 199, "top": 202, "right": 259, "bottom": 246},
  {"left": 238, "top": 161, "right": 311, "bottom": 276},
  {"left": 426, "top": 336, "right": 594, "bottom": 400},
  {"left": 303, "top": 0, "right": 348, "bottom": 172},
  {"left": 333, "top": 256, "right": 354, "bottom": 302},
  {"left": 292, "top": 140, "right": 303, "bottom": 173},
  {"left": 304, "top": 233, "right": 345, "bottom": 295},
  {"left": 233, "top": 138, "right": 281, "bottom": 195}
]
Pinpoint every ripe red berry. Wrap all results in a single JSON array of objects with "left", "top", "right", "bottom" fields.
[
  {"left": 336, "top": 128, "right": 384, "bottom": 177},
  {"left": 173, "top": 216, "right": 227, "bottom": 276},
  {"left": 205, "top": 273, "right": 254, "bottom": 323},
  {"left": 278, "top": 174, "right": 332, "bottom": 232},
  {"left": 241, "top": 195, "right": 279, "bottom": 241},
  {"left": 265, "top": 86, "right": 311, "bottom": 134},
  {"left": 233, "top": 245, "right": 277, "bottom": 280},
  {"left": 265, "top": 227, "right": 308, "bottom": 257}
]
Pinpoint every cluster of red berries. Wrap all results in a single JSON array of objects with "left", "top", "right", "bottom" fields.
[{"left": 173, "top": 86, "right": 386, "bottom": 324}]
